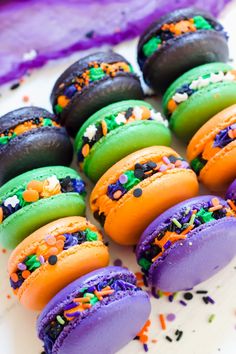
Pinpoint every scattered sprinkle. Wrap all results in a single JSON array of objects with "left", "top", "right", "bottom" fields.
[
  {"left": 208, "top": 314, "right": 216, "bottom": 323},
  {"left": 48, "top": 255, "right": 58, "bottom": 265},
  {"left": 184, "top": 292, "right": 193, "bottom": 301},
  {"left": 165, "top": 336, "right": 173, "bottom": 342},
  {"left": 159, "top": 314, "right": 167, "bottom": 330},
  {"left": 179, "top": 300, "right": 187, "bottom": 306},
  {"left": 166, "top": 313, "right": 176, "bottom": 322},
  {"left": 176, "top": 330, "right": 183, "bottom": 341},
  {"left": 133, "top": 188, "right": 142, "bottom": 198},
  {"left": 196, "top": 290, "right": 208, "bottom": 294},
  {"left": 10, "top": 82, "right": 20, "bottom": 90}
]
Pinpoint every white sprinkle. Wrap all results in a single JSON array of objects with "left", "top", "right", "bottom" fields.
[
  {"left": 189, "top": 242, "right": 193, "bottom": 246},
  {"left": 196, "top": 77, "right": 210, "bottom": 89},
  {"left": 224, "top": 71, "right": 235, "bottom": 81},
  {"left": 4, "top": 195, "right": 20, "bottom": 208},
  {"left": 46, "top": 175, "right": 60, "bottom": 189},
  {"left": 189, "top": 79, "right": 199, "bottom": 90},
  {"left": 84, "top": 124, "right": 97, "bottom": 141},
  {"left": 150, "top": 110, "right": 169, "bottom": 127},
  {"left": 173, "top": 92, "right": 188, "bottom": 103},
  {"left": 133, "top": 106, "right": 143, "bottom": 120},
  {"left": 115, "top": 113, "right": 126, "bottom": 125},
  {"left": 23, "top": 49, "right": 38, "bottom": 61}
]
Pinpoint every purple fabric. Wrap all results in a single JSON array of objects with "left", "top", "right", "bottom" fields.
[{"left": 0, "top": 0, "right": 231, "bottom": 85}]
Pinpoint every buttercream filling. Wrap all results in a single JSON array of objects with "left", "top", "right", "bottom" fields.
[
  {"left": 190, "top": 123, "right": 236, "bottom": 175},
  {"left": 138, "top": 197, "right": 235, "bottom": 275},
  {"left": 0, "top": 117, "right": 60, "bottom": 145},
  {"left": 0, "top": 175, "right": 86, "bottom": 224},
  {"left": 77, "top": 106, "right": 168, "bottom": 163},
  {"left": 54, "top": 61, "right": 133, "bottom": 116},
  {"left": 42, "top": 278, "right": 138, "bottom": 354},
  {"left": 167, "top": 70, "right": 236, "bottom": 117},
  {"left": 141, "top": 16, "right": 226, "bottom": 61},
  {"left": 9, "top": 228, "right": 99, "bottom": 292}
]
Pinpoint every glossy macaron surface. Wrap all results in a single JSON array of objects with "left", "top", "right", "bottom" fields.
[
  {"left": 138, "top": 7, "right": 229, "bottom": 91},
  {"left": 37, "top": 267, "right": 151, "bottom": 354},
  {"left": 51, "top": 52, "right": 144, "bottom": 136},
  {"left": 0, "top": 106, "right": 73, "bottom": 185},
  {"left": 90, "top": 146, "right": 199, "bottom": 245},
  {"left": 136, "top": 196, "right": 236, "bottom": 291},
  {"left": 0, "top": 166, "right": 86, "bottom": 249},
  {"left": 163, "top": 62, "right": 236, "bottom": 141},
  {"left": 75, "top": 100, "right": 171, "bottom": 182},
  {"left": 8, "top": 217, "right": 109, "bottom": 311},
  {"left": 187, "top": 104, "right": 236, "bottom": 191}
]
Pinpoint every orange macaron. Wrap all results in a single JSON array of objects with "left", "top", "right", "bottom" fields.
[
  {"left": 187, "top": 104, "right": 236, "bottom": 191},
  {"left": 90, "top": 146, "right": 199, "bottom": 245},
  {"left": 8, "top": 216, "right": 109, "bottom": 311}
]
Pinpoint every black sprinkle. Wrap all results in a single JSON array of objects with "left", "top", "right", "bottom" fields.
[
  {"left": 133, "top": 188, "right": 142, "bottom": 198},
  {"left": 184, "top": 292, "right": 193, "bottom": 301},
  {"left": 133, "top": 336, "right": 139, "bottom": 340},
  {"left": 48, "top": 255, "right": 58, "bottom": 265},
  {"left": 202, "top": 296, "right": 209, "bottom": 304},
  {"left": 176, "top": 330, "right": 183, "bottom": 341},
  {"left": 166, "top": 336, "right": 173, "bottom": 342},
  {"left": 196, "top": 290, "right": 208, "bottom": 294},
  {"left": 10, "top": 82, "right": 20, "bottom": 90},
  {"left": 85, "top": 30, "right": 95, "bottom": 38},
  {"left": 134, "top": 168, "right": 144, "bottom": 179},
  {"left": 175, "top": 330, "right": 180, "bottom": 335}
]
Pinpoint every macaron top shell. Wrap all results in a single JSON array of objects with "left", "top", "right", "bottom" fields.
[
  {"left": 138, "top": 7, "right": 228, "bottom": 91},
  {"left": 226, "top": 179, "right": 236, "bottom": 200}
]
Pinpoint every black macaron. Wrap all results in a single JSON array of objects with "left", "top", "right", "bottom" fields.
[
  {"left": 137, "top": 7, "right": 229, "bottom": 92},
  {"left": 0, "top": 106, "right": 73, "bottom": 185},
  {"left": 51, "top": 51, "right": 144, "bottom": 136}
]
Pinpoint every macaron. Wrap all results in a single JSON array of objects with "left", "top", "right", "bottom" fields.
[
  {"left": 138, "top": 7, "right": 229, "bottom": 92},
  {"left": 0, "top": 106, "right": 73, "bottom": 185},
  {"left": 226, "top": 179, "right": 236, "bottom": 201},
  {"left": 0, "top": 166, "right": 86, "bottom": 249},
  {"left": 90, "top": 146, "right": 199, "bottom": 245},
  {"left": 163, "top": 62, "right": 236, "bottom": 141},
  {"left": 37, "top": 266, "right": 151, "bottom": 354},
  {"left": 187, "top": 105, "right": 236, "bottom": 191},
  {"left": 75, "top": 100, "right": 171, "bottom": 182},
  {"left": 51, "top": 51, "right": 144, "bottom": 136},
  {"left": 136, "top": 195, "right": 236, "bottom": 292},
  {"left": 8, "top": 217, "right": 109, "bottom": 311}
]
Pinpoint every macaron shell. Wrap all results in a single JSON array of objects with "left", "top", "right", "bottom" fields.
[
  {"left": 149, "top": 217, "right": 236, "bottom": 292},
  {"left": 54, "top": 291, "right": 150, "bottom": 354},
  {"left": 226, "top": 179, "right": 236, "bottom": 200},
  {"left": 187, "top": 104, "right": 236, "bottom": 160},
  {"left": 18, "top": 241, "right": 109, "bottom": 311},
  {"left": 0, "top": 127, "right": 73, "bottom": 185},
  {"left": 104, "top": 168, "right": 199, "bottom": 245},
  {"left": 83, "top": 120, "right": 171, "bottom": 182},
  {"left": 199, "top": 140, "right": 236, "bottom": 191},
  {"left": 169, "top": 81, "right": 236, "bottom": 141},
  {"left": 0, "top": 193, "right": 85, "bottom": 249},
  {"left": 8, "top": 216, "right": 100, "bottom": 273}
]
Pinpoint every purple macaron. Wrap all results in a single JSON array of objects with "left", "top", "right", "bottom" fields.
[
  {"left": 226, "top": 179, "right": 236, "bottom": 201},
  {"left": 136, "top": 195, "right": 236, "bottom": 292},
  {"left": 37, "top": 266, "right": 151, "bottom": 354}
]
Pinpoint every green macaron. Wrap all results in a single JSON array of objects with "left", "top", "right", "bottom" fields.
[
  {"left": 0, "top": 166, "right": 86, "bottom": 249},
  {"left": 75, "top": 100, "right": 171, "bottom": 182},
  {"left": 163, "top": 62, "right": 236, "bottom": 141}
]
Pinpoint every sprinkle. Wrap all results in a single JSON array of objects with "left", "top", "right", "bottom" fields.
[
  {"left": 22, "top": 189, "right": 39, "bottom": 202},
  {"left": 179, "top": 300, "right": 187, "bottom": 306},
  {"left": 10, "top": 82, "right": 20, "bottom": 90},
  {"left": 56, "top": 315, "right": 65, "bottom": 325},
  {"left": 196, "top": 290, "right": 208, "bottom": 294},
  {"left": 176, "top": 330, "right": 183, "bottom": 341},
  {"left": 165, "top": 336, "right": 173, "bottom": 342},
  {"left": 184, "top": 292, "right": 193, "bottom": 301},
  {"left": 172, "top": 218, "right": 182, "bottom": 228},
  {"left": 10, "top": 273, "right": 19, "bottom": 282},
  {"left": 133, "top": 188, "right": 142, "bottom": 198},
  {"left": 113, "top": 190, "right": 123, "bottom": 200},
  {"left": 113, "top": 259, "right": 122, "bottom": 266},
  {"left": 22, "top": 95, "right": 29, "bottom": 102},
  {"left": 119, "top": 174, "right": 128, "bottom": 184},
  {"left": 143, "top": 343, "right": 148, "bottom": 352},
  {"left": 22, "top": 270, "right": 31, "bottom": 279},
  {"left": 101, "top": 120, "right": 107, "bottom": 136},
  {"left": 166, "top": 313, "right": 176, "bottom": 322},
  {"left": 4, "top": 195, "right": 19, "bottom": 208},
  {"left": 208, "top": 314, "right": 216, "bottom": 323},
  {"left": 159, "top": 314, "right": 167, "bottom": 330},
  {"left": 39, "top": 255, "right": 45, "bottom": 264},
  {"left": 27, "top": 180, "right": 44, "bottom": 193},
  {"left": 208, "top": 205, "right": 222, "bottom": 212},
  {"left": 206, "top": 296, "right": 215, "bottom": 304},
  {"left": 227, "top": 199, "right": 236, "bottom": 211},
  {"left": 82, "top": 144, "right": 90, "bottom": 157},
  {"left": 45, "top": 235, "right": 57, "bottom": 245},
  {"left": 0, "top": 207, "right": 3, "bottom": 223},
  {"left": 17, "top": 263, "right": 27, "bottom": 271},
  {"left": 48, "top": 255, "right": 58, "bottom": 265},
  {"left": 188, "top": 213, "right": 196, "bottom": 225}
]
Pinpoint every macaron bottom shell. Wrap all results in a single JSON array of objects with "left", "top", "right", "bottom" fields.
[
  {"left": 149, "top": 217, "right": 236, "bottom": 292},
  {"left": 82, "top": 120, "right": 171, "bottom": 182},
  {"left": 0, "top": 193, "right": 85, "bottom": 249}
]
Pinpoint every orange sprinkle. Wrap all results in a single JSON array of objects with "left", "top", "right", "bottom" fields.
[
  {"left": 135, "top": 272, "right": 143, "bottom": 280},
  {"left": 27, "top": 180, "right": 44, "bottom": 193},
  {"left": 139, "top": 334, "right": 148, "bottom": 343},
  {"left": 175, "top": 159, "right": 182, "bottom": 167},
  {"left": 2, "top": 248, "right": 7, "bottom": 254},
  {"left": 10, "top": 273, "right": 19, "bottom": 282},
  {"left": 46, "top": 236, "right": 57, "bottom": 246},
  {"left": 97, "top": 289, "right": 114, "bottom": 296},
  {"left": 48, "top": 247, "right": 59, "bottom": 256},
  {"left": 14, "top": 123, "right": 31, "bottom": 135},
  {"left": 56, "top": 239, "right": 65, "bottom": 249},
  {"left": 22, "top": 189, "right": 39, "bottom": 202},
  {"left": 82, "top": 143, "right": 90, "bottom": 157},
  {"left": 212, "top": 197, "right": 220, "bottom": 206},
  {"left": 22, "top": 270, "right": 31, "bottom": 279},
  {"left": 0, "top": 207, "right": 3, "bottom": 223},
  {"left": 228, "top": 129, "right": 234, "bottom": 139},
  {"left": 94, "top": 290, "right": 103, "bottom": 301},
  {"left": 180, "top": 224, "right": 194, "bottom": 235},
  {"left": 227, "top": 199, "right": 236, "bottom": 211},
  {"left": 167, "top": 99, "right": 177, "bottom": 114},
  {"left": 159, "top": 314, "right": 167, "bottom": 330},
  {"left": 73, "top": 297, "right": 90, "bottom": 303},
  {"left": 140, "top": 106, "right": 151, "bottom": 120},
  {"left": 6, "top": 294, "right": 11, "bottom": 300},
  {"left": 23, "top": 95, "right": 29, "bottom": 102},
  {"left": 209, "top": 205, "right": 222, "bottom": 212},
  {"left": 152, "top": 339, "right": 158, "bottom": 343},
  {"left": 58, "top": 95, "right": 70, "bottom": 108},
  {"left": 101, "top": 120, "right": 108, "bottom": 136},
  {"left": 82, "top": 303, "right": 92, "bottom": 309},
  {"left": 113, "top": 190, "right": 123, "bottom": 200}
]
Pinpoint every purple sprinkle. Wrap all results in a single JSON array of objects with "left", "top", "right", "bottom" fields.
[
  {"left": 180, "top": 161, "right": 189, "bottom": 169},
  {"left": 119, "top": 174, "right": 128, "bottom": 184},
  {"left": 113, "top": 258, "right": 122, "bottom": 266},
  {"left": 151, "top": 286, "right": 160, "bottom": 299},
  {"left": 162, "top": 156, "right": 170, "bottom": 164},
  {"left": 164, "top": 240, "right": 172, "bottom": 250},
  {"left": 159, "top": 164, "right": 167, "bottom": 172},
  {"left": 231, "top": 123, "right": 236, "bottom": 130},
  {"left": 65, "top": 311, "right": 81, "bottom": 318},
  {"left": 207, "top": 296, "right": 215, "bottom": 304},
  {"left": 143, "top": 343, "right": 148, "bottom": 352},
  {"left": 39, "top": 255, "right": 45, "bottom": 264},
  {"left": 17, "top": 263, "right": 27, "bottom": 271},
  {"left": 179, "top": 300, "right": 187, "bottom": 306},
  {"left": 168, "top": 295, "right": 174, "bottom": 302},
  {"left": 166, "top": 313, "right": 176, "bottom": 322},
  {"left": 64, "top": 302, "right": 78, "bottom": 311}
]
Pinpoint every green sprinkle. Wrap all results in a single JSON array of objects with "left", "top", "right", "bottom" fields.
[
  {"left": 56, "top": 315, "right": 65, "bottom": 325},
  {"left": 104, "top": 113, "right": 123, "bottom": 131},
  {"left": 188, "top": 213, "right": 196, "bottom": 226},
  {"left": 80, "top": 287, "right": 87, "bottom": 293},
  {"left": 122, "top": 170, "right": 140, "bottom": 190},
  {"left": 84, "top": 293, "right": 94, "bottom": 298},
  {"left": 190, "top": 157, "right": 207, "bottom": 175},
  {"left": 184, "top": 207, "right": 191, "bottom": 215},
  {"left": 193, "top": 16, "right": 213, "bottom": 30},
  {"left": 25, "top": 254, "right": 41, "bottom": 271},
  {"left": 129, "top": 64, "right": 134, "bottom": 73},
  {"left": 157, "top": 290, "right": 163, "bottom": 298},
  {"left": 90, "top": 296, "right": 99, "bottom": 305},
  {"left": 42, "top": 118, "right": 53, "bottom": 127},
  {"left": 143, "top": 36, "right": 161, "bottom": 57},
  {"left": 55, "top": 104, "right": 63, "bottom": 114},
  {"left": 138, "top": 257, "right": 152, "bottom": 271},
  {"left": 0, "top": 135, "right": 10, "bottom": 145},
  {"left": 89, "top": 67, "right": 106, "bottom": 81},
  {"left": 196, "top": 208, "right": 215, "bottom": 223},
  {"left": 85, "top": 229, "right": 98, "bottom": 241},
  {"left": 208, "top": 314, "right": 216, "bottom": 323},
  {"left": 172, "top": 218, "right": 182, "bottom": 228}
]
